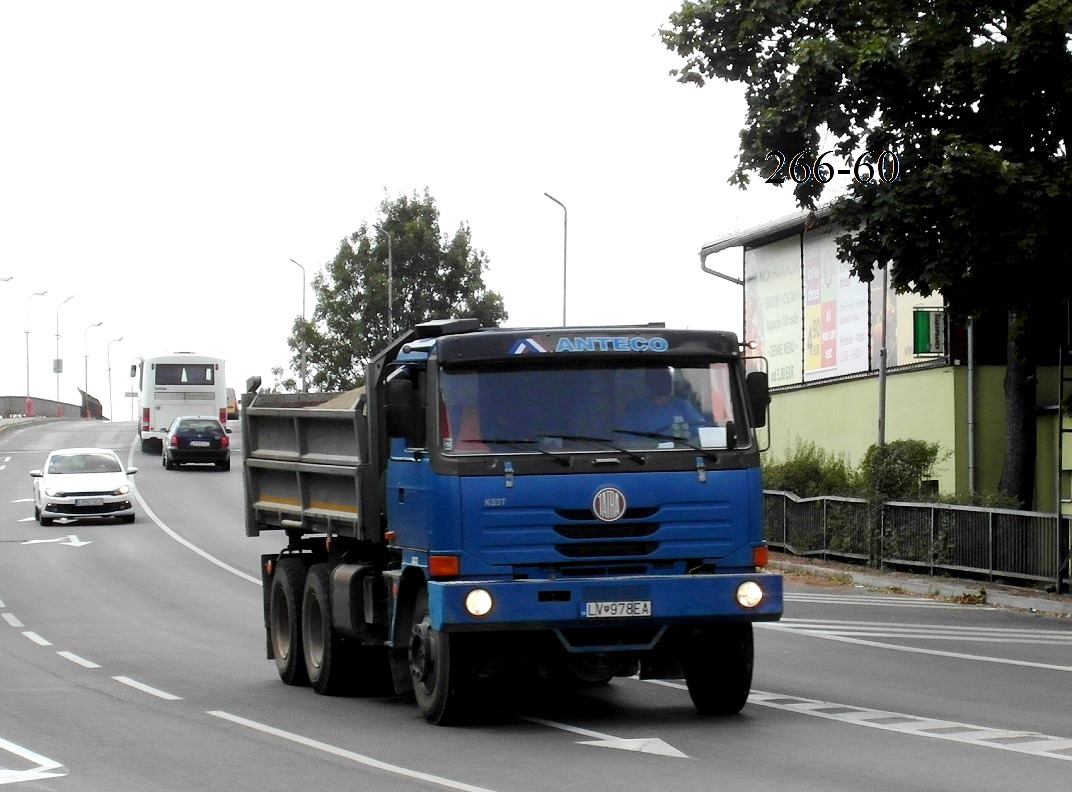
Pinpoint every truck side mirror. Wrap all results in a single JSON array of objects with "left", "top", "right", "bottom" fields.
[
  {"left": 746, "top": 370, "right": 770, "bottom": 428},
  {"left": 385, "top": 377, "right": 415, "bottom": 440}
]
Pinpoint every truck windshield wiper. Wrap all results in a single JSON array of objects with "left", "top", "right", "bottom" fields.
[
  {"left": 539, "top": 434, "right": 646, "bottom": 464},
  {"left": 612, "top": 429, "right": 720, "bottom": 463},
  {"left": 460, "top": 437, "right": 572, "bottom": 467}
]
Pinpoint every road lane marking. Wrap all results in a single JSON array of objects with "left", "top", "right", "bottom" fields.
[
  {"left": 22, "top": 632, "right": 50, "bottom": 646},
  {"left": 209, "top": 710, "right": 500, "bottom": 791},
  {"left": 648, "top": 682, "right": 1072, "bottom": 761},
  {"left": 759, "top": 621, "right": 1072, "bottom": 671},
  {"left": 520, "top": 716, "right": 687, "bottom": 757},
  {"left": 2, "top": 613, "right": 24, "bottom": 628},
  {"left": 57, "top": 651, "right": 100, "bottom": 668},
  {"left": 128, "top": 449, "right": 260, "bottom": 585},
  {"left": 0, "top": 736, "right": 65, "bottom": 784},
  {"left": 112, "top": 676, "right": 182, "bottom": 701}
]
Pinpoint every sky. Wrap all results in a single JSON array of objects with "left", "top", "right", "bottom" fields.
[{"left": 0, "top": 1, "right": 802, "bottom": 418}]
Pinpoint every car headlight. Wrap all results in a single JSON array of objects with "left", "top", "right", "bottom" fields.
[
  {"left": 113, "top": 484, "right": 131, "bottom": 496},
  {"left": 44, "top": 487, "right": 64, "bottom": 497}
]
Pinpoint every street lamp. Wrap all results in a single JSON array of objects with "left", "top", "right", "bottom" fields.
[
  {"left": 25, "top": 290, "right": 47, "bottom": 401},
  {"left": 372, "top": 224, "right": 394, "bottom": 336},
  {"left": 289, "top": 259, "right": 308, "bottom": 392},
  {"left": 55, "top": 295, "right": 74, "bottom": 403},
  {"left": 543, "top": 192, "right": 567, "bottom": 326},
  {"left": 83, "top": 321, "right": 103, "bottom": 395},
  {"left": 107, "top": 337, "right": 123, "bottom": 422}
]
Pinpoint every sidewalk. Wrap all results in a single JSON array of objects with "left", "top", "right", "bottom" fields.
[{"left": 770, "top": 552, "right": 1072, "bottom": 618}]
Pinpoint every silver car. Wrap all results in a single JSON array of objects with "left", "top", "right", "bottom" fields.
[{"left": 30, "top": 447, "right": 138, "bottom": 526}]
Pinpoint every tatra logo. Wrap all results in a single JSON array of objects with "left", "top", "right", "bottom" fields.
[
  {"left": 555, "top": 336, "right": 669, "bottom": 353},
  {"left": 592, "top": 487, "right": 627, "bottom": 522}
]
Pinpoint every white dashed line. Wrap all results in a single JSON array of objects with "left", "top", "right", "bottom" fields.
[
  {"left": 22, "top": 631, "right": 51, "bottom": 646},
  {"left": 57, "top": 651, "right": 101, "bottom": 668},
  {"left": 112, "top": 676, "right": 182, "bottom": 701},
  {"left": 2, "top": 613, "right": 23, "bottom": 628}
]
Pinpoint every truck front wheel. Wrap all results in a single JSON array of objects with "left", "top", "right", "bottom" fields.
[
  {"left": 302, "top": 563, "right": 351, "bottom": 695},
  {"left": 408, "top": 589, "right": 470, "bottom": 725},
  {"left": 683, "top": 623, "right": 754, "bottom": 715},
  {"left": 269, "top": 557, "right": 309, "bottom": 686}
]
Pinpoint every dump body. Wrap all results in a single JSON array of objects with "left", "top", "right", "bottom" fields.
[{"left": 244, "top": 320, "right": 783, "bottom": 723}]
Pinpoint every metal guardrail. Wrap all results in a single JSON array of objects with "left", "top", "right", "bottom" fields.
[{"left": 764, "top": 491, "right": 1071, "bottom": 592}]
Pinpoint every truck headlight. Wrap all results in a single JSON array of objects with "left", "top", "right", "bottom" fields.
[
  {"left": 464, "top": 588, "right": 493, "bottom": 617},
  {"left": 736, "top": 581, "right": 763, "bottom": 608}
]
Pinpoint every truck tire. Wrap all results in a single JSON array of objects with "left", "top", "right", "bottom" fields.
[
  {"left": 302, "top": 563, "right": 351, "bottom": 696},
  {"left": 684, "top": 623, "right": 754, "bottom": 715},
  {"left": 269, "top": 557, "right": 309, "bottom": 686},
  {"left": 408, "top": 588, "right": 470, "bottom": 725}
]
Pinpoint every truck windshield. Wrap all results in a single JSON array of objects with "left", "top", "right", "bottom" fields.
[{"left": 438, "top": 361, "right": 747, "bottom": 455}]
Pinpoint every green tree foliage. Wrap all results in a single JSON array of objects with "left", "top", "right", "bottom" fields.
[
  {"left": 762, "top": 438, "right": 860, "bottom": 497},
  {"left": 662, "top": 2, "right": 1072, "bottom": 507},
  {"left": 288, "top": 190, "right": 508, "bottom": 391},
  {"left": 859, "top": 439, "right": 946, "bottom": 502}
]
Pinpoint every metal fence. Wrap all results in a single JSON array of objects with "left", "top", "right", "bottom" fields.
[{"left": 764, "top": 491, "right": 1071, "bottom": 591}]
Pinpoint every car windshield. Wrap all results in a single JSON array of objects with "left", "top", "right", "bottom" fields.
[
  {"left": 48, "top": 453, "right": 122, "bottom": 474},
  {"left": 438, "top": 360, "right": 747, "bottom": 455},
  {"left": 179, "top": 421, "right": 222, "bottom": 434}
]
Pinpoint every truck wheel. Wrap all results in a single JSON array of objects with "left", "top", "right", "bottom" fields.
[
  {"left": 302, "top": 563, "right": 351, "bottom": 695},
  {"left": 409, "top": 588, "right": 470, "bottom": 725},
  {"left": 269, "top": 557, "right": 309, "bottom": 686},
  {"left": 684, "top": 623, "right": 754, "bottom": 715}
]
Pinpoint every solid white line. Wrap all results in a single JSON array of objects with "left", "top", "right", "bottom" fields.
[
  {"left": 759, "top": 622, "right": 1072, "bottom": 672},
  {"left": 112, "top": 676, "right": 182, "bottom": 701},
  {"left": 209, "top": 710, "right": 500, "bottom": 792},
  {"left": 131, "top": 480, "right": 260, "bottom": 585},
  {"left": 57, "top": 651, "right": 101, "bottom": 669},
  {"left": 2, "top": 613, "right": 23, "bottom": 628},
  {"left": 22, "top": 631, "right": 51, "bottom": 646}
]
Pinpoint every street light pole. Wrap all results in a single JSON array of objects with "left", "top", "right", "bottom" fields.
[
  {"left": 83, "top": 321, "right": 103, "bottom": 395},
  {"left": 25, "top": 290, "right": 47, "bottom": 402},
  {"left": 55, "top": 295, "right": 74, "bottom": 403},
  {"left": 543, "top": 192, "right": 567, "bottom": 326},
  {"left": 289, "top": 259, "right": 308, "bottom": 392},
  {"left": 372, "top": 224, "right": 394, "bottom": 336},
  {"left": 107, "top": 337, "right": 123, "bottom": 422}
]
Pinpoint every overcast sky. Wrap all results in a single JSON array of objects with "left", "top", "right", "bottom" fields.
[{"left": 0, "top": 1, "right": 803, "bottom": 417}]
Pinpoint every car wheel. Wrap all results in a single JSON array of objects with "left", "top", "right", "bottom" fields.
[
  {"left": 216, "top": 458, "right": 230, "bottom": 471},
  {"left": 302, "top": 563, "right": 353, "bottom": 696},
  {"left": 39, "top": 513, "right": 54, "bottom": 526},
  {"left": 33, "top": 504, "right": 40, "bottom": 520},
  {"left": 164, "top": 451, "right": 177, "bottom": 471},
  {"left": 409, "top": 588, "right": 473, "bottom": 725}
]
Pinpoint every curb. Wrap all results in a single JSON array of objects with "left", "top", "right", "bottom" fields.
[{"left": 771, "top": 559, "right": 1072, "bottom": 618}]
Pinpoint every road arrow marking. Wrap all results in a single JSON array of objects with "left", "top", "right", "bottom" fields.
[
  {"left": 11, "top": 498, "right": 33, "bottom": 503},
  {"left": 0, "top": 735, "right": 65, "bottom": 784},
  {"left": 21, "top": 535, "right": 91, "bottom": 547},
  {"left": 521, "top": 716, "right": 688, "bottom": 758}
]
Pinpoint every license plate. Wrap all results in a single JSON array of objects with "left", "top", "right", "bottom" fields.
[
  {"left": 76, "top": 498, "right": 104, "bottom": 506},
  {"left": 190, "top": 440, "right": 211, "bottom": 447},
  {"left": 584, "top": 600, "right": 652, "bottom": 618}
]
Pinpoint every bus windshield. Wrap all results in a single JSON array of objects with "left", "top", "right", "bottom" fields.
[
  {"left": 154, "top": 363, "right": 217, "bottom": 386},
  {"left": 438, "top": 360, "right": 747, "bottom": 455}
]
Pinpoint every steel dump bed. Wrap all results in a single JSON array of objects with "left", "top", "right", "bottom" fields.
[{"left": 242, "top": 389, "right": 377, "bottom": 540}]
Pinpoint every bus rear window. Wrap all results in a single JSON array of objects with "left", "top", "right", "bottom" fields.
[{"left": 154, "top": 363, "right": 216, "bottom": 386}]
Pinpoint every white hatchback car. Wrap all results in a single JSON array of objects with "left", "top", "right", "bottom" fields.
[{"left": 30, "top": 447, "right": 138, "bottom": 526}]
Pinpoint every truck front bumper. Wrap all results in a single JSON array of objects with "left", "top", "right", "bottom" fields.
[{"left": 428, "top": 571, "right": 783, "bottom": 634}]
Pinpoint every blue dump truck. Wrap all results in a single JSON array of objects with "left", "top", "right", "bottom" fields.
[{"left": 243, "top": 319, "right": 783, "bottom": 724}]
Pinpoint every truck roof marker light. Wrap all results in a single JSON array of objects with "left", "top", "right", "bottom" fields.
[
  {"left": 464, "top": 589, "right": 493, "bottom": 618},
  {"left": 429, "top": 555, "right": 459, "bottom": 578},
  {"left": 736, "top": 581, "right": 763, "bottom": 608},
  {"left": 753, "top": 545, "right": 769, "bottom": 568}
]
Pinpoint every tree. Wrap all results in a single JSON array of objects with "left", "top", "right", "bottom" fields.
[
  {"left": 662, "top": 1, "right": 1072, "bottom": 507},
  {"left": 288, "top": 189, "right": 508, "bottom": 391}
]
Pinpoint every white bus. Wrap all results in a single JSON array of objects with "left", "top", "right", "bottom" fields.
[{"left": 131, "top": 353, "right": 228, "bottom": 452}]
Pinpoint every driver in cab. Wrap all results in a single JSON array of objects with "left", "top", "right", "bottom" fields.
[{"left": 624, "top": 367, "right": 707, "bottom": 438}]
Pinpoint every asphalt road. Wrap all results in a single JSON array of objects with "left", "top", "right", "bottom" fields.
[{"left": 2, "top": 419, "right": 1071, "bottom": 791}]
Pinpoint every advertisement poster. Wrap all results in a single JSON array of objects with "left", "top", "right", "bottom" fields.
[{"left": 744, "top": 237, "right": 802, "bottom": 387}]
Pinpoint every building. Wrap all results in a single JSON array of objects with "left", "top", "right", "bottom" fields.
[{"left": 699, "top": 208, "right": 1069, "bottom": 514}]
